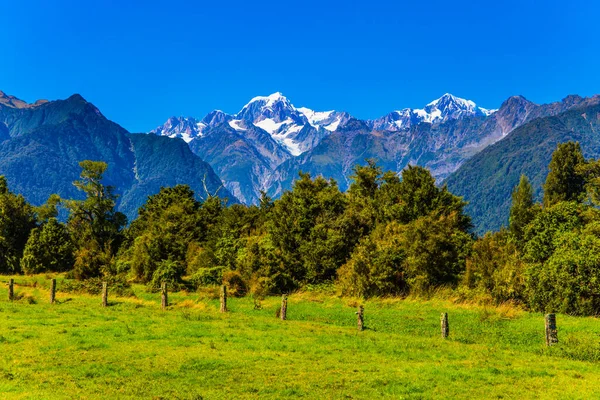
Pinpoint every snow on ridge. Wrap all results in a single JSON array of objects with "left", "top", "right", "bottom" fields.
[
  {"left": 254, "top": 117, "right": 294, "bottom": 135},
  {"left": 229, "top": 120, "right": 247, "bottom": 131}
]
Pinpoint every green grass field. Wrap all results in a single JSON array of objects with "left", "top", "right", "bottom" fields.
[{"left": 1, "top": 276, "right": 600, "bottom": 399}]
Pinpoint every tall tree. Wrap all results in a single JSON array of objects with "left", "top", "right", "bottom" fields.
[
  {"left": 123, "top": 184, "right": 202, "bottom": 284},
  {"left": 0, "top": 176, "right": 37, "bottom": 273},
  {"left": 65, "top": 161, "right": 127, "bottom": 279},
  {"left": 543, "top": 142, "right": 586, "bottom": 207},
  {"left": 509, "top": 175, "right": 536, "bottom": 242}
]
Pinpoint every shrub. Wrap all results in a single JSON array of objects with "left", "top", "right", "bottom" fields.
[
  {"left": 526, "top": 230, "right": 600, "bottom": 315},
  {"left": 222, "top": 270, "right": 248, "bottom": 297},
  {"left": 148, "top": 259, "right": 186, "bottom": 290},
  {"left": 190, "top": 267, "right": 223, "bottom": 289}
]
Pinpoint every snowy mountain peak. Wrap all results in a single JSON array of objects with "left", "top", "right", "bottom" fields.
[
  {"left": 243, "top": 92, "right": 292, "bottom": 111},
  {"left": 150, "top": 116, "right": 207, "bottom": 143},
  {"left": 370, "top": 94, "right": 496, "bottom": 131}
]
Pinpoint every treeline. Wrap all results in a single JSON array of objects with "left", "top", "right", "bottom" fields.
[
  {"left": 0, "top": 159, "right": 472, "bottom": 297},
  {"left": 2, "top": 143, "right": 600, "bottom": 315},
  {"left": 465, "top": 142, "right": 600, "bottom": 315}
]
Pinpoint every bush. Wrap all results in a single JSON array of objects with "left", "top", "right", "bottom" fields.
[
  {"left": 148, "top": 260, "right": 186, "bottom": 290},
  {"left": 190, "top": 267, "right": 223, "bottom": 289},
  {"left": 222, "top": 270, "right": 248, "bottom": 297},
  {"left": 526, "top": 231, "right": 600, "bottom": 315},
  {"left": 463, "top": 230, "right": 526, "bottom": 304}
]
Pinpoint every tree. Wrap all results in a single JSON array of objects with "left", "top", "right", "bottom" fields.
[
  {"left": 122, "top": 185, "right": 202, "bottom": 284},
  {"left": 65, "top": 161, "right": 127, "bottom": 279},
  {"left": 267, "top": 172, "right": 351, "bottom": 287},
  {"left": 526, "top": 230, "right": 600, "bottom": 315},
  {"left": 337, "top": 222, "right": 406, "bottom": 297},
  {"left": 21, "top": 218, "right": 74, "bottom": 274},
  {"left": 0, "top": 176, "right": 37, "bottom": 273},
  {"left": 522, "top": 201, "right": 582, "bottom": 264},
  {"left": 543, "top": 142, "right": 586, "bottom": 207},
  {"left": 509, "top": 175, "right": 537, "bottom": 242}
]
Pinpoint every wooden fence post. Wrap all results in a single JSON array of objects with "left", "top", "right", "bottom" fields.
[
  {"left": 102, "top": 282, "right": 108, "bottom": 307},
  {"left": 50, "top": 279, "right": 56, "bottom": 304},
  {"left": 545, "top": 313, "right": 558, "bottom": 346},
  {"left": 8, "top": 278, "right": 14, "bottom": 301},
  {"left": 357, "top": 305, "right": 364, "bottom": 331},
  {"left": 280, "top": 294, "right": 288, "bottom": 320},
  {"left": 220, "top": 285, "right": 227, "bottom": 313},
  {"left": 441, "top": 312, "right": 449, "bottom": 339},
  {"left": 161, "top": 282, "right": 168, "bottom": 310}
]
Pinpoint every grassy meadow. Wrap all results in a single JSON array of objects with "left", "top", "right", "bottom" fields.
[{"left": 1, "top": 276, "right": 600, "bottom": 399}]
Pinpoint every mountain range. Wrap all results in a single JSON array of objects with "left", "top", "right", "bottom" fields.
[
  {"left": 0, "top": 91, "right": 234, "bottom": 220},
  {"left": 151, "top": 92, "right": 599, "bottom": 207},
  {"left": 3, "top": 88, "right": 600, "bottom": 233}
]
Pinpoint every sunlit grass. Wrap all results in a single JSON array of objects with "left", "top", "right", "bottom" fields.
[{"left": 1, "top": 275, "right": 599, "bottom": 399}]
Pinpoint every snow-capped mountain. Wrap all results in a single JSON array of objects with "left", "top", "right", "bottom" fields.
[
  {"left": 369, "top": 93, "right": 497, "bottom": 131},
  {"left": 149, "top": 110, "right": 232, "bottom": 143},
  {"left": 152, "top": 92, "right": 350, "bottom": 156},
  {"left": 232, "top": 92, "right": 349, "bottom": 156},
  {"left": 149, "top": 91, "right": 504, "bottom": 206},
  {"left": 150, "top": 116, "right": 206, "bottom": 143}
]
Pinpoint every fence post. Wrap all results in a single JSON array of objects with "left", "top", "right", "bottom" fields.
[
  {"left": 50, "top": 279, "right": 56, "bottom": 304},
  {"left": 441, "top": 312, "right": 449, "bottom": 339},
  {"left": 545, "top": 313, "right": 558, "bottom": 346},
  {"left": 8, "top": 278, "right": 14, "bottom": 301},
  {"left": 161, "top": 282, "right": 168, "bottom": 310},
  {"left": 220, "top": 285, "right": 227, "bottom": 313},
  {"left": 357, "top": 305, "right": 364, "bottom": 331},
  {"left": 102, "top": 282, "right": 108, "bottom": 307},
  {"left": 280, "top": 294, "right": 288, "bottom": 320}
]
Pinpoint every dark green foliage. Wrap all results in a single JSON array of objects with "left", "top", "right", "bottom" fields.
[
  {"left": 149, "top": 260, "right": 186, "bottom": 290},
  {"left": 267, "top": 173, "right": 351, "bottom": 287},
  {"left": 526, "top": 230, "right": 600, "bottom": 315},
  {"left": 66, "top": 161, "right": 127, "bottom": 279},
  {"left": 522, "top": 202, "right": 583, "bottom": 264},
  {"left": 543, "top": 142, "right": 586, "bottom": 207},
  {"left": 338, "top": 165, "right": 473, "bottom": 297},
  {"left": 122, "top": 185, "right": 203, "bottom": 283},
  {"left": 509, "top": 175, "right": 537, "bottom": 243},
  {"left": 21, "top": 218, "right": 74, "bottom": 274},
  {"left": 338, "top": 222, "right": 406, "bottom": 297},
  {"left": 0, "top": 175, "right": 37, "bottom": 273},
  {"left": 401, "top": 213, "right": 473, "bottom": 293}
]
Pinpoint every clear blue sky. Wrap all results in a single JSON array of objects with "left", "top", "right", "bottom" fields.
[{"left": 1, "top": 0, "right": 598, "bottom": 133}]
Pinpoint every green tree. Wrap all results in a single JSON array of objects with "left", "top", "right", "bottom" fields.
[
  {"left": 526, "top": 230, "right": 600, "bottom": 315},
  {"left": 0, "top": 176, "right": 37, "bottom": 273},
  {"left": 509, "top": 175, "right": 537, "bottom": 242},
  {"left": 122, "top": 185, "right": 202, "bottom": 284},
  {"left": 522, "top": 201, "right": 583, "bottom": 264},
  {"left": 65, "top": 161, "right": 127, "bottom": 279},
  {"left": 463, "top": 230, "right": 526, "bottom": 304},
  {"left": 543, "top": 142, "right": 586, "bottom": 207},
  {"left": 267, "top": 172, "right": 351, "bottom": 288},
  {"left": 337, "top": 222, "right": 406, "bottom": 297},
  {"left": 21, "top": 218, "right": 74, "bottom": 274}
]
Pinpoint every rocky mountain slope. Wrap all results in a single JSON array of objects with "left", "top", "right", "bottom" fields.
[
  {"left": 0, "top": 91, "right": 234, "bottom": 220},
  {"left": 445, "top": 97, "right": 600, "bottom": 233}
]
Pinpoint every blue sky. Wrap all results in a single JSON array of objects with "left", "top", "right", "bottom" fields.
[{"left": 1, "top": 0, "right": 598, "bottom": 132}]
